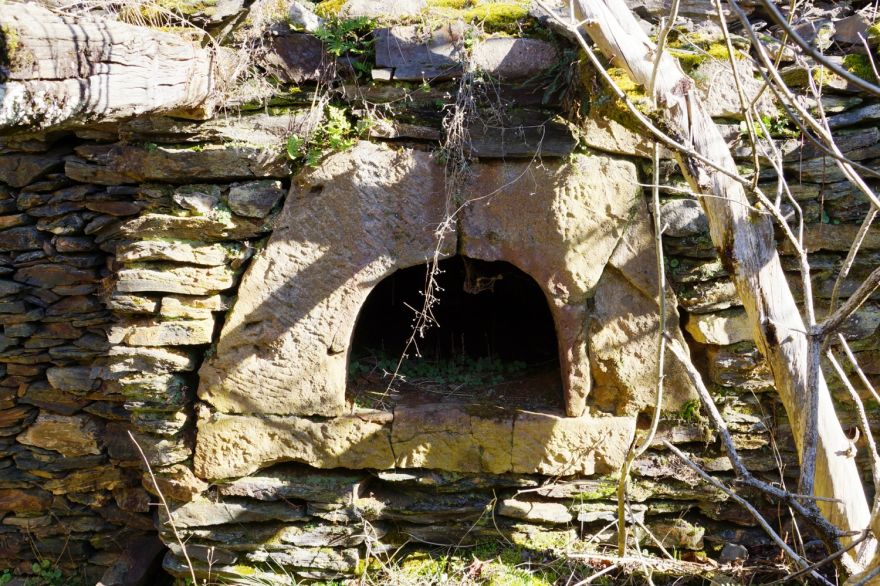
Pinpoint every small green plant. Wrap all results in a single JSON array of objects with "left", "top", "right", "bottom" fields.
[
  {"left": 0, "top": 569, "right": 12, "bottom": 585},
  {"left": 23, "top": 560, "right": 81, "bottom": 586},
  {"left": 287, "top": 104, "right": 360, "bottom": 167},
  {"left": 314, "top": 16, "right": 374, "bottom": 75},
  {"left": 678, "top": 399, "right": 702, "bottom": 422}
]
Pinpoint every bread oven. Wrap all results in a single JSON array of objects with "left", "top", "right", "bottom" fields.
[{"left": 193, "top": 141, "right": 694, "bottom": 481}]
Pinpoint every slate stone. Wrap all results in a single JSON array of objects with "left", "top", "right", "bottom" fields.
[
  {"left": 466, "top": 110, "right": 576, "bottom": 158},
  {"left": 37, "top": 213, "right": 87, "bottom": 235},
  {"left": 53, "top": 237, "right": 94, "bottom": 253},
  {"left": 374, "top": 25, "right": 464, "bottom": 81},
  {"left": 67, "top": 144, "right": 290, "bottom": 184},
  {"left": 227, "top": 180, "right": 286, "bottom": 218},
  {"left": 0, "top": 214, "right": 28, "bottom": 229},
  {"left": 104, "top": 347, "right": 197, "bottom": 376},
  {"left": 0, "top": 488, "right": 53, "bottom": 512},
  {"left": 14, "top": 265, "right": 96, "bottom": 288},
  {"left": 83, "top": 200, "right": 144, "bottom": 216},
  {"left": 828, "top": 103, "right": 880, "bottom": 129},
  {"left": 0, "top": 227, "right": 49, "bottom": 252},
  {"left": 276, "top": 522, "right": 387, "bottom": 547},
  {"left": 356, "top": 489, "right": 493, "bottom": 523},
  {"left": 172, "top": 184, "right": 221, "bottom": 214},
  {"left": 97, "top": 534, "right": 166, "bottom": 586},
  {"left": 342, "top": 0, "right": 425, "bottom": 18},
  {"left": 719, "top": 542, "right": 750, "bottom": 563},
  {"left": 497, "top": 498, "right": 573, "bottom": 524},
  {"left": 131, "top": 411, "right": 189, "bottom": 436},
  {"left": 247, "top": 547, "right": 360, "bottom": 573},
  {"left": 471, "top": 37, "right": 557, "bottom": 80},
  {"left": 18, "top": 381, "right": 91, "bottom": 415},
  {"left": 115, "top": 213, "right": 273, "bottom": 242},
  {"left": 26, "top": 201, "right": 84, "bottom": 217},
  {"left": 108, "top": 317, "right": 214, "bottom": 346},
  {"left": 218, "top": 465, "right": 366, "bottom": 503},
  {"left": 374, "top": 469, "right": 538, "bottom": 492},
  {"left": 46, "top": 366, "right": 97, "bottom": 393},
  {"left": 0, "top": 153, "right": 64, "bottom": 187},
  {"left": 13, "top": 448, "right": 105, "bottom": 473},
  {"left": 661, "top": 199, "right": 708, "bottom": 237},
  {"left": 262, "top": 33, "right": 327, "bottom": 84},
  {"left": 164, "top": 497, "right": 306, "bottom": 528}
]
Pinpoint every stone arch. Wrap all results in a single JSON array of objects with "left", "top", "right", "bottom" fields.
[
  {"left": 346, "top": 254, "right": 565, "bottom": 410},
  {"left": 197, "top": 141, "right": 672, "bottom": 419}
]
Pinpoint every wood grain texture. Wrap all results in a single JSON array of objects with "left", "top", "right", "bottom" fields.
[{"left": 0, "top": 2, "right": 215, "bottom": 131}]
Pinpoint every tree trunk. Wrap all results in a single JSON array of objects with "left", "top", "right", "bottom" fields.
[
  {"left": 570, "top": 0, "right": 874, "bottom": 564},
  {"left": 0, "top": 2, "right": 215, "bottom": 131}
]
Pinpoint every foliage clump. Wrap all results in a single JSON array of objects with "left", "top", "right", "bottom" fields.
[{"left": 287, "top": 104, "right": 365, "bottom": 167}]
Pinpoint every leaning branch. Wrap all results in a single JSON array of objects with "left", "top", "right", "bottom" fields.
[{"left": 538, "top": 0, "right": 874, "bottom": 565}]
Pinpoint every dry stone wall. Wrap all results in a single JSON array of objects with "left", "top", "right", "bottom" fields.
[{"left": 0, "top": 0, "right": 877, "bottom": 583}]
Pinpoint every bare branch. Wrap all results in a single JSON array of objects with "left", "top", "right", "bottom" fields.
[
  {"left": 663, "top": 440, "right": 832, "bottom": 584},
  {"left": 756, "top": 0, "right": 880, "bottom": 97},
  {"left": 820, "top": 265, "right": 880, "bottom": 339}
]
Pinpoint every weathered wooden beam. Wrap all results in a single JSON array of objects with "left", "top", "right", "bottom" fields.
[{"left": 0, "top": 2, "right": 215, "bottom": 131}]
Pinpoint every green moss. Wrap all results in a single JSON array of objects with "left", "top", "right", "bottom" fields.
[
  {"left": 427, "top": 0, "right": 472, "bottom": 7},
  {"left": 1, "top": 23, "right": 19, "bottom": 65},
  {"left": 572, "top": 479, "right": 617, "bottom": 501},
  {"left": 868, "top": 22, "right": 880, "bottom": 43},
  {"left": 462, "top": 2, "right": 530, "bottom": 34},
  {"left": 230, "top": 564, "right": 257, "bottom": 576},
  {"left": 842, "top": 53, "right": 879, "bottom": 82},
  {"left": 315, "top": 0, "right": 346, "bottom": 17},
  {"left": 509, "top": 528, "right": 572, "bottom": 551}
]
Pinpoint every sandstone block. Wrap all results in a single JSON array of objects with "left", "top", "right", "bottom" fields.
[
  {"left": 109, "top": 318, "right": 214, "bottom": 346},
  {"left": 392, "top": 404, "right": 513, "bottom": 474},
  {"left": 194, "top": 410, "right": 395, "bottom": 480},
  {"left": 115, "top": 265, "right": 235, "bottom": 295},
  {"left": 685, "top": 308, "right": 753, "bottom": 345},
  {"left": 460, "top": 154, "right": 642, "bottom": 415},
  {"left": 511, "top": 412, "right": 635, "bottom": 476},
  {"left": 117, "top": 240, "right": 242, "bottom": 266}
]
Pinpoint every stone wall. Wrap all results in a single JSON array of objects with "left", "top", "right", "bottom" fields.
[{"left": 0, "top": 0, "right": 877, "bottom": 583}]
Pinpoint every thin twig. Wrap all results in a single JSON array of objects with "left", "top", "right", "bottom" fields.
[
  {"left": 128, "top": 431, "right": 198, "bottom": 586},
  {"left": 663, "top": 440, "right": 832, "bottom": 585}
]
